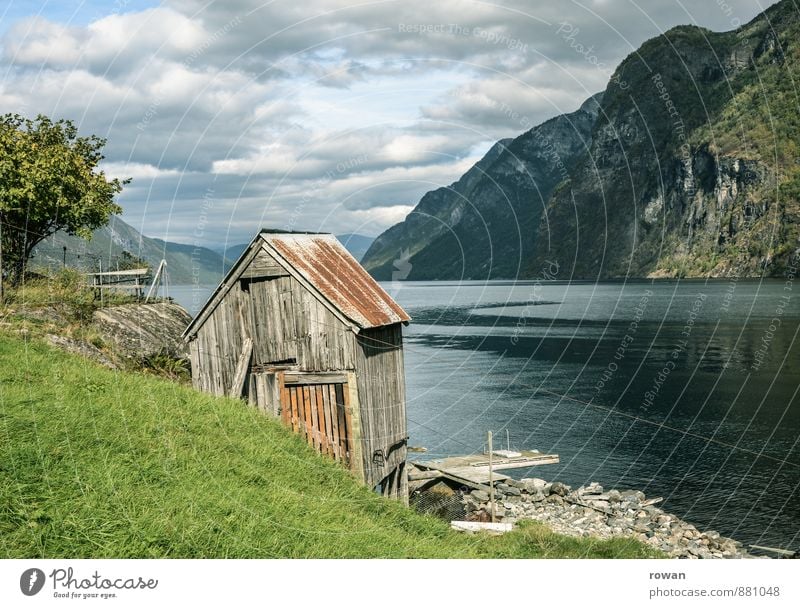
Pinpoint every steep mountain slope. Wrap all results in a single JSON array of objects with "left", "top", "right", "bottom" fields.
[
  {"left": 531, "top": 0, "right": 799, "bottom": 278},
  {"left": 364, "top": 0, "right": 799, "bottom": 280},
  {"left": 361, "top": 94, "right": 602, "bottom": 280},
  {"left": 31, "top": 216, "right": 226, "bottom": 284}
]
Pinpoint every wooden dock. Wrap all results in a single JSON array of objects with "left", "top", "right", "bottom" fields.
[{"left": 410, "top": 450, "right": 559, "bottom": 492}]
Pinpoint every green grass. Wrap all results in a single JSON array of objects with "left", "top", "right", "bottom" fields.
[{"left": 0, "top": 333, "right": 660, "bottom": 558}]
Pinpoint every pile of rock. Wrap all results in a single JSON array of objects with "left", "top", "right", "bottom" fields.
[{"left": 463, "top": 479, "right": 752, "bottom": 559}]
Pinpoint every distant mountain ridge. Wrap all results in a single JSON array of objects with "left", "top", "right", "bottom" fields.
[
  {"left": 34, "top": 222, "right": 377, "bottom": 285},
  {"left": 32, "top": 216, "right": 227, "bottom": 285},
  {"left": 362, "top": 0, "right": 800, "bottom": 279}
]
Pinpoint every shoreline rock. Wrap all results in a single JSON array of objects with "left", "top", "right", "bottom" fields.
[{"left": 462, "top": 478, "right": 755, "bottom": 559}]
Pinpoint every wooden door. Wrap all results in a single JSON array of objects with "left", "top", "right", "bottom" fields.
[{"left": 280, "top": 372, "right": 354, "bottom": 469}]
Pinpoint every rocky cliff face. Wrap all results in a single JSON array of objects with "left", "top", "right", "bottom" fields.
[
  {"left": 364, "top": 0, "right": 800, "bottom": 280},
  {"left": 361, "top": 94, "right": 602, "bottom": 280},
  {"left": 533, "top": 1, "right": 800, "bottom": 278}
]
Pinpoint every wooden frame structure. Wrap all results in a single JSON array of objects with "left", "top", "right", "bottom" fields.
[{"left": 183, "top": 231, "right": 411, "bottom": 500}]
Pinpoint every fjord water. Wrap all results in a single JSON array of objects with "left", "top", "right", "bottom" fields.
[
  {"left": 392, "top": 280, "right": 799, "bottom": 551},
  {"left": 171, "top": 280, "right": 799, "bottom": 550}
]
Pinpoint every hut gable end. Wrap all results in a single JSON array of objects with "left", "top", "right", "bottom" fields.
[{"left": 185, "top": 230, "right": 409, "bottom": 501}]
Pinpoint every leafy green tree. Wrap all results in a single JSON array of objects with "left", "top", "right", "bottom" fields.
[{"left": 0, "top": 114, "right": 129, "bottom": 288}]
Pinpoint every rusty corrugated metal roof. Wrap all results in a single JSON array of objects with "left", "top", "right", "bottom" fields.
[{"left": 264, "top": 233, "right": 410, "bottom": 329}]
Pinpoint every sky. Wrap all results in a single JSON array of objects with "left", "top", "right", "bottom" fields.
[{"left": 0, "top": 0, "right": 779, "bottom": 249}]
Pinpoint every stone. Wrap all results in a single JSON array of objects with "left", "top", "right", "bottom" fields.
[
  {"left": 47, "top": 334, "right": 116, "bottom": 369},
  {"left": 530, "top": 490, "right": 546, "bottom": 503},
  {"left": 520, "top": 478, "right": 549, "bottom": 494},
  {"left": 634, "top": 523, "right": 652, "bottom": 534},
  {"left": 621, "top": 490, "right": 645, "bottom": 502},
  {"left": 550, "top": 482, "right": 570, "bottom": 496},
  {"left": 93, "top": 302, "right": 192, "bottom": 359},
  {"left": 607, "top": 489, "right": 622, "bottom": 503},
  {"left": 471, "top": 490, "right": 490, "bottom": 503}
]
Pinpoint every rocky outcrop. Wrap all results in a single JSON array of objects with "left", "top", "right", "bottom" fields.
[
  {"left": 46, "top": 334, "right": 116, "bottom": 369},
  {"left": 92, "top": 302, "right": 191, "bottom": 360},
  {"left": 463, "top": 478, "right": 754, "bottom": 559},
  {"left": 533, "top": 2, "right": 800, "bottom": 278}
]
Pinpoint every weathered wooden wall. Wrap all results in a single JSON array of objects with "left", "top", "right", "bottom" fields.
[
  {"left": 354, "top": 324, "right": 407, "bottom": 492},
  {"left": 189, "top": 243, "right": 407, "bottom": 498},
  {"left": 188, "top": 280, "right": 247, "bottom": 396}
]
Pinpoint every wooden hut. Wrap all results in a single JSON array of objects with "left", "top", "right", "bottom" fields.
[{"left": 183, "top": 231, "right": 411, "bottom": 499}]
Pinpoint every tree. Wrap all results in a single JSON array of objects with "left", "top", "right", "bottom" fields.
[{"left": 0, "top": 114, "right": 129, "bottom": 288}]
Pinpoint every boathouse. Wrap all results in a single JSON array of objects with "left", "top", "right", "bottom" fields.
[{"left": 183, "top": 231, "right": 411, "bottom": 499}]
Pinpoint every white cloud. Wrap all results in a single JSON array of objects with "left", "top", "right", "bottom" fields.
[{"left": 0, "top": 0, "right": 780, "bottom": 246}]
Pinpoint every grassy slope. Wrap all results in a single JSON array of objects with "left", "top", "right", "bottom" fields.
[{"left": 0, "top": 333, "right": 659, "bottom": 559}]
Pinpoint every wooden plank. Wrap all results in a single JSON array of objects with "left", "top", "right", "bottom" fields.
[
  {"left": 247, "top": 373, "right": 257, "bottom": 407},
  {"left": 279, "top": 373, "right": 290, "bottom": 425},
  {"left": 344, "top": 372, "right": 364, "bottom": 483},
  {"left": 302, "top": 385, "right": 313, "bottom": 448},
  {"left": 86, "top": 267, "right": 149, "bottom": 277},
  {"left": 319, "top": 385, "right": 334, "bottom": 459},
  {"left": 321, "top": 385, "right": 334, "bottom": 458},
  {"left": 255, "top": 373, "right": 269, "bottom": 413},
  {"left": 451, "top": 521, "right": 513, "bottom": 534},
  {"left": 407, "top": 469, "right": 443, "bottom": 481},
  {"left": 228, "top": 337, "right": 253, "bottom": 398},
  {"left": 326, "top": 384, "right": 340, "bottom": 460},
  {"left": 290, "top": 386, "right": 300, "bottom": 434},
  {"left": 749, "top": 545, "right": 796, "bottom": 557},
  {"left": 276, "top": 371, "right": 286, "bottom": 420},
  {"left": 333, "top": 384, "right": 347, "bottom": 465},
  {"left": 284, "top": 372, "right": 348, "bottom": 385},
  {"left": 339, "top": 383, "right": 352, "bottom": 468},
  {"left": 240, "top": 266, "right": 289, "bottom": 279},
  {"left": 309, "top": 385, "right": 321, "bottom": 452},
  {"left": 315, "top": 386, "right": 329, "bottom": 456}
]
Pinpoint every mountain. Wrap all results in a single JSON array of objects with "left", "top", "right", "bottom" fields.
[
  {"left": 223, "top": 233, "right": 375, "bottom": 268},
  {"left": 223, "top": 242, "right": 249, "bottom": 263},
  {"left": 363, "top": 0, "right": 800, "bottom": 280},
  {"left": 531, "top": 0, "right": 800, "bottom": 278},
  {"left": 31, "top": 216, "right": 227, "bottom": 285},
  {"left": 361, "top": 94, "right": 602, "bottom": 279}
]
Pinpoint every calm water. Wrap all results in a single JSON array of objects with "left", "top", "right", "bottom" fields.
[{"left": 171, "top": 280, "right": 800, "bottom": 550}]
